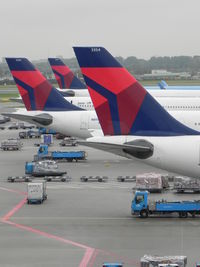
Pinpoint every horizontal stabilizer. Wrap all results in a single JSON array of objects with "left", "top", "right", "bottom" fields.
[
  {"left": 2, "top": 113, "right": 52, "bottom": 126},
  {"left": 78, "top": 139, "right": 153, "bottom": 159}
]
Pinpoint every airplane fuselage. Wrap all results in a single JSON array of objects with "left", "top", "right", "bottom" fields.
[
  {"left": 84, "top": 135, "right": 200, "bottom": 178},
  {"left": 12, "top": 109, "right": 200, "bottom": 139}
]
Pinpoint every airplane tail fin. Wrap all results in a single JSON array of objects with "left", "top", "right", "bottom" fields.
[
  {"left": 74, "top": 47, "right": 198, "bottom": 136},
  {"left": 48, "top": 58, "right": 85, "bottom": 89},
  {"left": 6, "top": 58, "right": 82, "bottom": 111}
]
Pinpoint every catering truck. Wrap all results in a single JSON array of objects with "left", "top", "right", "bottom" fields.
[{"left": 131, "top": 191, "right": 200, "bottom": 218}]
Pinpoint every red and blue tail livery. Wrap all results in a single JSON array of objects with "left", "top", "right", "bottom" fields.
[
  {"left": 48, "top": 58, "right": 85, "bottom": 89},
  {"left": 74, "top": 47, "right": 199, "bottom": 136},
  {"left": 6, "top": 58, "right": 82, "bottom": 112}
]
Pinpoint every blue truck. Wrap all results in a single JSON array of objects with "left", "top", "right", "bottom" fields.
[
  {"left": 35, "top": 144, "right": 86, "bottom": 162},
  {"left": 131, "top": 191, "right": 200, "bottom": 218},
  {"left": 38, "top": 127, "right": 57, "bottom": 135}
]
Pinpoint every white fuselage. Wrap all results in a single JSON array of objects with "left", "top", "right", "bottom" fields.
[
  {"left": 12, "top": 108, "right": 200, "bottom": 139},
  {"left": 85, "top": 135, "right": 200, "bottom": 178},
  {"left": 64, "top": 88, "right": 200, "bottom": 98},
  {"left": 14, "top": 88, "right": 200, "bottom": 101},
  {"left": 68, "top": 96, "right": 200, "bottom": 111}
]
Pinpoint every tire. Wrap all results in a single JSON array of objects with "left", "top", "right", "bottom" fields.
[
  {"left": 121, "top": 178, "right": 125, "bottom": 182},
  {"left": 179, "top": 211, "right": 188, "bottom": 218},
  {"left": 98, "top": 178, "right": 103, "bottom": 182},
  {"left": 140, "top": 209, "right": 149, "bottom": 218}
]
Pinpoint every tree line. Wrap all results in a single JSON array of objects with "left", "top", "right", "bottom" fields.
[{"left": 1, "top": 55, "right": 200, "bottom": 81}]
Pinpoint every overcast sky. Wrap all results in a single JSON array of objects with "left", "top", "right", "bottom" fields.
[{"left": 0, "top": 0, "right": 200, "bottom": 60}]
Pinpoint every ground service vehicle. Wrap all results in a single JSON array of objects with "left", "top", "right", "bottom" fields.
[
  {"left": 27, "top": 182, "right": 47, "bottom": 204},
  {"left": 8, "top": 160, "right": 68, "bottom": 182},
  {"left": 140, "top": 255, "right": 187, "bottom": 267},
  {"left": 55, "top": 133, "right": 67, "bottom": 139},
  {"left": 19, "top": 130, "right": 41, "bottom": 139},
  {"left": 41, "top": 134, "right": 53, "bottom": 146},
  {"left": 173, "top": 176, "right": 200, "bottom": 193},
  {"left": 59, "top": 137, "right": 77, "bottom": 146},
  {"left": 117, "top": 175, "right": 136, "bottom": 182},
  {"left": 38, "top": 127, "right": 57, "bottom": 135},
  {"left": 8, "top": 122, "right": 31, "bottom": 129},
  {"left": 8, "top": 123, "right": 19, "bottom": 130},
  {"left": 0, "top": 116, "right": 10, "bottom": 124},
  {"left": 35, "top": 144, "right": 86, "bottom": 162},
  {"left": 25, "top": 160, "right": 66, "bottom": 177},
  {"left": 131, "top": 191, "right": 200, "bottom": 218},
  {"left": 20, "top": 124, "right": 34, "bottom": 129},
  {"left": 1, "top": 139, "right": 22, "bottom": 151},
  {"left": 80, "top": 176, "right": 108, "bottom": 182}
]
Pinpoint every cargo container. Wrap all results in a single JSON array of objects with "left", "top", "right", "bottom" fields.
[
  {"left": 173, "top": 176, "right": 200, "bottom": 193},
  {"left": 25, "top": 160, "right": 66, "bottom": 177},
  {"left": 140, "top": 255, "right": 187, "bottom": 267},
  {"left": 135, "top": 173, "right": 169, "bottom": 193}
]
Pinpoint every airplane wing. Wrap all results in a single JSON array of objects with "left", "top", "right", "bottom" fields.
[
  {"left": 78, "top": 139, "right": 154, "bottom": 160},
  {"left": 2, "top": 113, "right": 53, "bottom": 126}
]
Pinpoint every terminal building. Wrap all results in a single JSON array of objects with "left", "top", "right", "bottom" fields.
[{"left": 141, "top": 69, "right": 191, "bottom": 80}]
